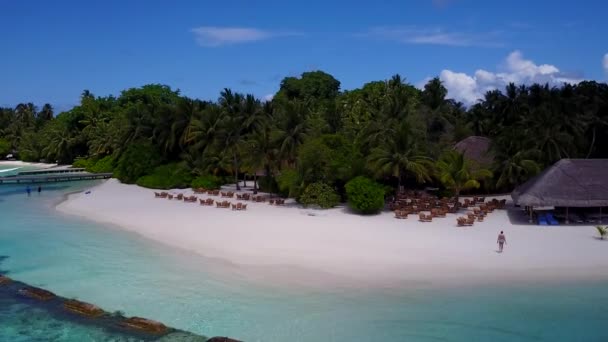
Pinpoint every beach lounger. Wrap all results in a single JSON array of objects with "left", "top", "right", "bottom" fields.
[
  {"left": 538, "top": 214, "right": 549, "bottom": 226},
  {"left": 546, "top": 213, "right": 559, "bottom": 225}
]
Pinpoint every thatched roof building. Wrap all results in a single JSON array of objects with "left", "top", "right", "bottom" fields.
[
  {"left": 511, "top": 159, "right": 608, "bottom": 207},
  {"left": 454, "top": 136, "right": 493, "bottom": 167}
]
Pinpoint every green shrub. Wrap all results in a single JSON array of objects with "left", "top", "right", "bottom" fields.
[
  {"left": 276, "top": 168, "right": 302, "bottom": 198},
  {"left": 72, "top": 157, "right": 92, "bottom": 169},
  {"left": 114, "top": 142, "right": 162, "bottom": 184},
  {"left": 191, "top": 174, "right": 222, "bottom": 190},
  {"left": 0, "top": 138, "right": 11, "bottom": 157},
  {"left": 89, "top": 155, "right": 115, "bottom": 173},
  {"left": 299, "top": 182, "right": 340, "bottom": 209},
  {"left": 136, "top": 162, "right": 193, "bottom": 189},
  {"left": 345, "top": 176, "right": 385, "bottom": 214}
]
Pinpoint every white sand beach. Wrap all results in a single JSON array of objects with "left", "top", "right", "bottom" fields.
[
  {"left": 0, "top": 161, "right": 57, "bottom": 169},
  {"left": 56, "top": 179, "right": 608, "bottom": 288}
]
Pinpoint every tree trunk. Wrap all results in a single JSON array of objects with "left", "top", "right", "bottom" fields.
[
  {"left": 397, "top": 171, "right": 402, "bottom": 194},
  {"left": 254, "top": 174, "right": 258, "bottom": 190},
  {"left": 234, "top": 154, "right": 240, "bottom": 191},
  {"left": 586, "top": 126, "right": 596, "bottom": 159},
  {"left": 243, "top": 174, "right": 247, "bottom": 188}
]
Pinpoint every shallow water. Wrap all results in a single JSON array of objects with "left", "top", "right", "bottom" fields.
[{"left": 1, "top": 174, "right": 607, "bottom": 341}]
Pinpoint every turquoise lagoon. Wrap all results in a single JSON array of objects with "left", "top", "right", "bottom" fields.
[{"left": 1, "top": 166, "right": 608, "bottom": 341}]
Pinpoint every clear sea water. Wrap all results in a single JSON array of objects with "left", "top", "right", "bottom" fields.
[{"left": 1, "top": 164, "right": 608, "bottom": 341}]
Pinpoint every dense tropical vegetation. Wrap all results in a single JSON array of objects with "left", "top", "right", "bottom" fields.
[{"left": 1, "top": 72, "right": 607, "bottom": 209}]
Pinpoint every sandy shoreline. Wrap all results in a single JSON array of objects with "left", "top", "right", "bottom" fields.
[
  {"left": 56, "top": 179, "right": 608, "bottom": 288},
  {"left": 0, "top": 161, "right": 57, "bottom": 169}
]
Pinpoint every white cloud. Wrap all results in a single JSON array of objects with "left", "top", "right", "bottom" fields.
[
  {"left": 191, "top": 27, "right": 300, "bottom": 47},
  {"left": 362, "top": 27, "right": 502, "bottom": 47},
  {"left": 603, "top": 53, "right": 608, "bottom": 75},
  {"left": 263, "top": 94, "right": 274, "bottom": 102},
  {"left": 433, "top": 50, "right": 583, "bottom": 104}
]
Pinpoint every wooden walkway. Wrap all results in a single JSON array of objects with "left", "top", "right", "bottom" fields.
[
  {"left": 18, "top": 168, "right": 86, "bottom": 176},
  {"left": 0, "top": 173, "right": 112, "bottom": 184}
]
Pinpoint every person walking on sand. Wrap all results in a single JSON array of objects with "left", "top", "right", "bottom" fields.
[
  {"left": 497, "top": 231, "right": 507, "bottom": 253},
  {"left": 37, "top": 186, "right": 42, "bottom": 194},
  {"left": 26, "top": 185, "right": 31, "bottom": 197}
]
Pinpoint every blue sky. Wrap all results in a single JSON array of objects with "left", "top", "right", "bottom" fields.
[{"left": 1, "top": 0, "right": 607, "bottom": 110}]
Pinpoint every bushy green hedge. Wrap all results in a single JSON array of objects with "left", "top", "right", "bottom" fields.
[
  {"left": 299, "top": 182, "right": 340, "bottom": 209},
  {"left": 0, "top": 138, "right": 11, "bottom": 157},
  {"left": 72, "top": 157, "right": 92, "bottom": 169},
  {"left": 115, "top": 142, "right": 162, "bottom": 184},
  {"left": 191, "top": 174, "right": 222, "bottom": 189},
  {"left": 136, "top": 162, "right": 193, "bottom": 189},
  {"left": 276, "top": 168, "right": 302, "bottom": 198},
  {"left": 345, "top": 176, "right": 385, "bottom": 214},
  {"left": 73, "top": 156, "right": 115, "bottom": 173},
  {"left": 88, "top": 155, "right": 115, "bottom": 173}
]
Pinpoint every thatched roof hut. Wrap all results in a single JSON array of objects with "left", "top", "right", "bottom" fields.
[
  {"left": 511, "top": 159, "right": 608, "bottom": 207},
  {"left": 454, "top": 136, "right": 493, "bottom": 167}
]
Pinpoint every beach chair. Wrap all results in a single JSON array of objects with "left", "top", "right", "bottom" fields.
[
  {"left": 538, "top": 213, "right": 549, "bottom": 226},
  {"left": 478, "top": 215, "right": 484, "bottom": 222},
  {"left": 176, "top": 194, "right": 184, "bottom": 200},
  {"left": 231, "top": 204, "right": 237, "bottom": 210},
  {"left": 199, "top": 199, "right": 205, "bottom": 205},
  {"left": 236, "top": 203, "right": 243, "bottom": 211},
  {"left": 457, "top": 217, "right": 472, "bottom": 226},
  {"left": 159, "top": 192, "right": 168, "bottom": 198},
  {"left": 466, "top": 217, "right": 475, "bottom": 225},
  {"left": 154, "top": 192, "right": 161, "bottom": 198},
  {"left": 498, "top": 199, "right": 507, "bottom": 209},
  {"left": 269, "top": 199, "right": 275, "bottom": 205},
  {"left": 167, "top": 194, "right": 174, "bottom": 200},
  {"left": 546, "top": 213, "right": 559, "bottom": 225},
  {"left": 242, "top": 204, "right": 247, "bottom": 210}
]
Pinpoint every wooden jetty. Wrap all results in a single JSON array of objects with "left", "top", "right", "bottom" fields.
[
  {"left": 18, "top": 168, "right": 86, "bottom": 176},
  {"left": 0, "top": 172, "right": 112, "bottom": 184}
]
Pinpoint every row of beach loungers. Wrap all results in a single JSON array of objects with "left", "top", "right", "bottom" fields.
[
  {"left": 154, "top": 190, "right": 286, "bottom": 207},
  {"left": 392, "top": 192, "right": 507, "bottom": 227}
]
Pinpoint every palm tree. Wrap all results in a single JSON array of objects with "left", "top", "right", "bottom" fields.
[
  {"left": 274, "top": 100, "right": 309, "bottom": 166},
  {"left": 435, "top": 150, "right": 492, "bottom": 200},
  {"left": 494, "top": 149, "right": 541, "bottom": 190},
  {"left": 185, "top": 105, "right": 224, "bottom": 153},
  {"left": 43, "top": 122, "right": 74, "bottom": 163},
  {"left": 38, "top": 104, "right": 54, "bottom": 121},
  {"left": 596, "top": 226, "right": 607, "bottom": 240},
  {"left": 218, "top": 89, "right": 249, "bottom": 190},
  {"left": 244, "top": 123, "right": 277, "bottom": 190},
  {"left": 367, "top": 121, "right": 432, "bottom": 191}
]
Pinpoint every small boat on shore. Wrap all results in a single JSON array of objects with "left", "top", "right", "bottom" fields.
[
  {"left": 63, "top": 299, "right": 106, "bottom": 318},
  {"left": 118, "top": 316, "right": 168, "bottom": 334},
  {"left": 207, "top": 337, "right": 243, "bottom": 342},
  {"left": 18, "top": 286, "right": 56, "bottom": 301}
]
